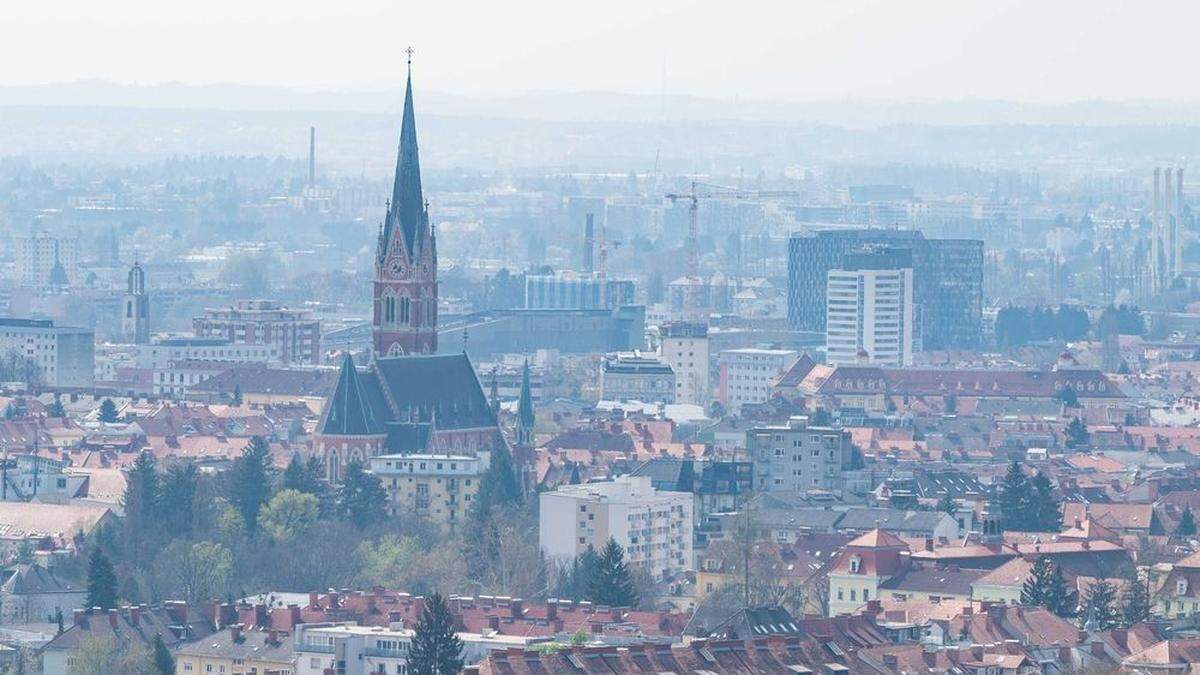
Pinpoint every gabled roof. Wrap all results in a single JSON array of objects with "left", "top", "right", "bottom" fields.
[
  {"left": 318, "top": 355, "right": 386, "bottom": 436},
  {"left": 374, "top": 353, "right": 496, "bottom": 430},
  {"left": 847, "top": 528, "right": 908, "bottom": 549}
]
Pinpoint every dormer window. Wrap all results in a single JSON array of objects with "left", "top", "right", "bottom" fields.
[
  {"left": 849, "top": 555, "right": 862, "bottom": 573},
  {"left": 1178, "top": 579, "right": 1189, "bottom": 596}
]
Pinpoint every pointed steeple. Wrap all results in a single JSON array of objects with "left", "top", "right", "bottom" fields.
[
  {"left": 516, "top": 360, "right": 534, "bottom": 446},
  {"left": 384, "top": 50, "right": 427, "bottom": 259},
  {"left": 320, "top": 353, "right": 384, "bottom": 435}
]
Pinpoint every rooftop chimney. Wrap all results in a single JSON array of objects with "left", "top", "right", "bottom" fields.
[{"left": 882, "top": 653, "right": 899, "bottom": 669}]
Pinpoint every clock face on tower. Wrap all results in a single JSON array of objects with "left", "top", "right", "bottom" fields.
[{"left": 389, "top": 259, "right": 407, "bottom": 279}]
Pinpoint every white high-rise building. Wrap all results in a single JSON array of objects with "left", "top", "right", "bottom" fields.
[
  {"left": 825, "top": 249, "right": 914, "bottom": 368},
  {"left": 18, "top": 233, "right": 78, "bottom": 289},
  {"left": 717, "top": 348, "right": 798, "bottom": 414},
  {"left": 659, "top": 321, "right": 710, "bottom": 407},
  {"left": 539, "top": 476, "right": 693, "bottom": 582},
  {"left": 0, "top": 318, "right": 94, "bottom": 388}
]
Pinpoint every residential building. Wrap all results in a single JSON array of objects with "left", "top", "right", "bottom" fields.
[
  {"left": 659, "top": 321, "right": 710, "bottom": 406},
  {"left": 825, "top": 248, "right": 915, "bottom": 367},
  {"left": 628, "top": 458, "right": 753, "bottom": 521},
  {"left": 1154, "top": 551, "right": 1200, "bottom": 620},
  {"left": 135, "top": 336, "right": 277, "bottom": 398},
  {"left": 40, "top": 603, "right": 215, "bottom": 675},
  {"left": 174, "top": 624, "right": 294, "bottom": 675},
  {"left": 539, "top": 475, "right": 693, "bottom": 581},
  {"left": 0, "top": 318, "right": 94, "bottom": 388},
  {"left": 369, "top": 453, "right": 483, "bottom": 532},
  {"left": 294, "top": 622, "right": 544, "bottom": 675},
  {"left": 0, "top": 454, "right": 86, "bottom": 503},
  {"left": 18, "top": 232, "right": 78, "bottom": 290},
  {"left": 524, "top": 272, "right": 634, "bottom": 309},
  {"left": 827, "top": 528, "right": 911, "bottom": 616},
  {"left": 600, "top": 352, "right": 675, "bottom": 403},
  {"left": 194, "top": 299, "right": 321, "bottom": 365},
  {"left": 717, "top": 348, "right": 798, "bottom": 413},
  {"left": 788, "top": 229, "right": 983, "bottom": 349},
  {"left": 0, "top": 562, "right": 85, "bottom": 624},
  {"left": 746, "top": 416, "right": 851, "bottom": 494}
]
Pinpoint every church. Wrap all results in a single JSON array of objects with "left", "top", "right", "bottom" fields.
[{"left": 314, "top": 59, "right": 503, "bottom": 481}]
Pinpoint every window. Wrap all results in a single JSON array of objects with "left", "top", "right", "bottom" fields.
[{"left": 849, "top": 555, "right": 861, "bottom": 573}]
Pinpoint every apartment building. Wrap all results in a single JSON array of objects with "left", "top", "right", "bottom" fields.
[
  {"left": 746, "top": 416, "right": 851, "bottom": 495},
  {"left": 0, "top": 318, "right": 94, "bottom": 388},
  {"left": 135, "top": 336, "right": 277, "bottom": 398},
  {"left": 825, "top": 248, "right": 914, "bottom": 367},
  {"left": 294, "top": 622, "right": 541, "bottom": 675},
  {"left": 539, "top": 475, "right": 693, "bottom": 581},
  {"left": 194, "top": 299, "right": 321, "bottom": 365},
  {"left": 369, "top": 453, "right": 483, "bottom": 533},
  {"left": 601, "top": 352, "right": 676, "bottom": 403},
  {"left": 717, "top": 348, "right": 798, "bottom": 413},
  {"left": 659, "top": 321, "right": 710, "bottom": 407}
]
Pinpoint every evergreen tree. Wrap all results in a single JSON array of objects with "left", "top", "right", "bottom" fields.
[
  {"left": 97, "top": 398, "right": 119, "bottom": 423},
  {"left": 281, "top": 453, "right": 324, "bottom": 496},
  {"left": 85, "top": 548, "right": 118, "bottom": 610},
  {"left": 160, "top": 461, "right": 199, "bottom": 537},
  {"left": 231, "top": 384, "right": 243, "bottom": 406},
  {"left": 229, "top": 436, "right": 274, "bottom": 536},
  {"left": 936, "top": 494, "right": 957, "bottom": 515},
  {"left": 1177, "top": 506, "right": 1197, "bottom": 536},
  {"left": 1028, "top": 471, "right": 1062, "bottom": 531},
  {"left": 474, "top": 444, "right": 521, "bottom": 513},
  {"left": 152, "top": 633, "right": 174, "bottom": 675},
  {"left": 1121, "top": 571, "right": 1151, "bottom": 628},
  {"left": 1065, "top": 417, "right": 1089, "bottom": 449},
  {"left": 122, "top": 451, "right": 160, "bottom": 564},
  {"left": 1058, "top": 387, "right": 1081, "bottom": 409},
  {"left": 408, "top": 592, "right": 464, "bottom": 675},
  {"left": 999, "top": 462, "right": 1031, "bottom": 531},
  {"left": 1081, "top": 579, "right": 1120, "bottom": 629},
  {"left": 1021, "top": 556, "right": 1071, "bottom": 617},
  {"left": 589, "top": 538, "right": 638, "bottom": 607},
  {"left": 47, "top": 395, "right": 65, "bottom": 418},
  {"left": 336, "top": 459, "right": 387, "bottom": 529}
]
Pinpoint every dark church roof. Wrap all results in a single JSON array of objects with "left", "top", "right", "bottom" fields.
[
  {"left": 321, "top": 354, "right": 386, "bottom": 436},
  {"left": 374, "top": 354, "right": 495, "bottom": 430}
]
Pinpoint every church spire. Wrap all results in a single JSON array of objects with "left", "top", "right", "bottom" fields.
[
  {"left": 516, "top": 359, "right": 534, "bottom": 446},
  {"left": 385, "top": 47, "right": 427, "bottom": 258}
]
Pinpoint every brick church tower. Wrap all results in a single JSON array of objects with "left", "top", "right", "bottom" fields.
[{"left": 373, "top": 57, "right": 437, "bottom": 356}]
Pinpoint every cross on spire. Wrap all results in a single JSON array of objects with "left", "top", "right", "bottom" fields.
[{"left": 405, "top": 46, "right": 414, "bottom": 69}]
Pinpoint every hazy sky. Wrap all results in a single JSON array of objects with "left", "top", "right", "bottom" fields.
[{"left": 8, "top": 0, "right": 1199, "bottom": 102}]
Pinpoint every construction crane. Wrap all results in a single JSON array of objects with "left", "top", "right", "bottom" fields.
[{"left": 665, "top": 181, "right": 798, "bottom": 322}]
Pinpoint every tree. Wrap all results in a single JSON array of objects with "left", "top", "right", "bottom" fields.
[
  {"left": 258, "top": 489, "right": 319, "bottom": 541},
  {"left": 231, "top": 384, "right": 243, "bottom": 406},
  {"left": 1021, "top": 556, "right": 1072, "bottom": 617},
  {"left": 1081, "top": 579, "right": 1120, "bottom": 629},
  {"left": 1057, "top": 387, "right": 1081, "bottom": 409},
  {"left": 156, "top": 541, "right": 232, "bottom": 605},
  {"left": 999, "top": 462, "right": 1031, "bottom": 531},
  {"left": 1121, "top": 571, "right": 1151, "bottom": 628},
  {"left": 809, "top": 408, "right": 832, "bottom": 426},
  {"left": 159, "top": 461, "right": 199, "bottom": 538},
  {"left": 151, "top": 634, "right": 174, "bottom": 675},
  {"left": 408, "top": 592, "right": 464, "bottom": 675},
  {"left": 936, "top": 494, "right": 957, "bottom": 515},
  {"left": 47, "top": 395, "right": 65, "bottom": 418},
  {"left": 336, "top": 459, "right": 387, "bottom": 529},
  {"left": 86, "top": 548, "right": 118, "bottom": 610},
  {"left": 122, "top": 452, "right": 160, "bottom": 565},
  {"left": 1065, "top": 417, "right": 1089, "bottom": 449},
  {"left": 1176, "top": 506, "right": 1197, "bottom": 536},
  {"left": 556, "top": 545, "right": 601, "bottom": 602},
  {"left": 589, "top": 538, "right": 638, "bottom": 607},
  {"left": 281, "top": 453, "right": 325, "bottom": 496},
  {"left": 98, "top": 398, "right": 119, "bottom": 423},
  {"left": 229, "top": 436, "right": 273, "bottom": 536},
  {"left": 1027, "top": 471, "right": 1062, "bottom": 532},
  {"left": 67, "top": 635, "right": 156, "bottom": 675}
]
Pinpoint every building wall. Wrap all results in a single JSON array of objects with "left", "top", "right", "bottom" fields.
[
  {"left": 660, "top": 323, "right": 711, "bottom": 407},
  {"left": 825, "top": 267, "right": 914, "bottom": 367},
  {"left": 747, "top": 419, "right": 849, "bottom": 494},
  {"left": 0, "top": 320, "right": 94, "bottom": 389},
  {"left": 718, "top": 348, "right": 798, "bottom": 413},
  {"left": 601, "top": 353, "right": 675, "bottom": 403},
  {"left": 175, "top": 654, "right": 293, "bottom": 675},
  {"left": 194, "top": 300, "right": 321, "bottom": 365},
  {"left": 371, "top": 454, "right": 482, "bottom": 532},
  {"left": 828, "top": 573, "right": 881, "bottom": 616}
]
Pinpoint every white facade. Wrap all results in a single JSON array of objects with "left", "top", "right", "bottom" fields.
[
  {"left": 718, "top": 348, "right": 798, "bottom": 414},
  {"left": 0, "top": 319, "right": 94, "bottom": 388},
  {"left": 825, "top": 267, "right": 914, "bottom": 367},
  {"left": 18, "top": 234, "right": 78, "bottom": 289},
  {"left": 136, "top": 336, "right": 278, "bottom": 397},
  {"left": 659, "top": 322, "right": 710, "bottom": 407},
  {"left": 539, "top": 475, "right": 693, "bottom": 582},
  {"left": 293, "top": 622, "right": 543, "bottom": 675}
]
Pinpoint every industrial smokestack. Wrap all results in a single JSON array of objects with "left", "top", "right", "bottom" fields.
[
  {"left": 1177, "top": 167, "right": 1185, "bottom": 280},
  {"left": 308, "top": 126, "right": 316, "bottom": 187},
  {"left": 583, "top": 213, "right": 595, "bottom": 275}
]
